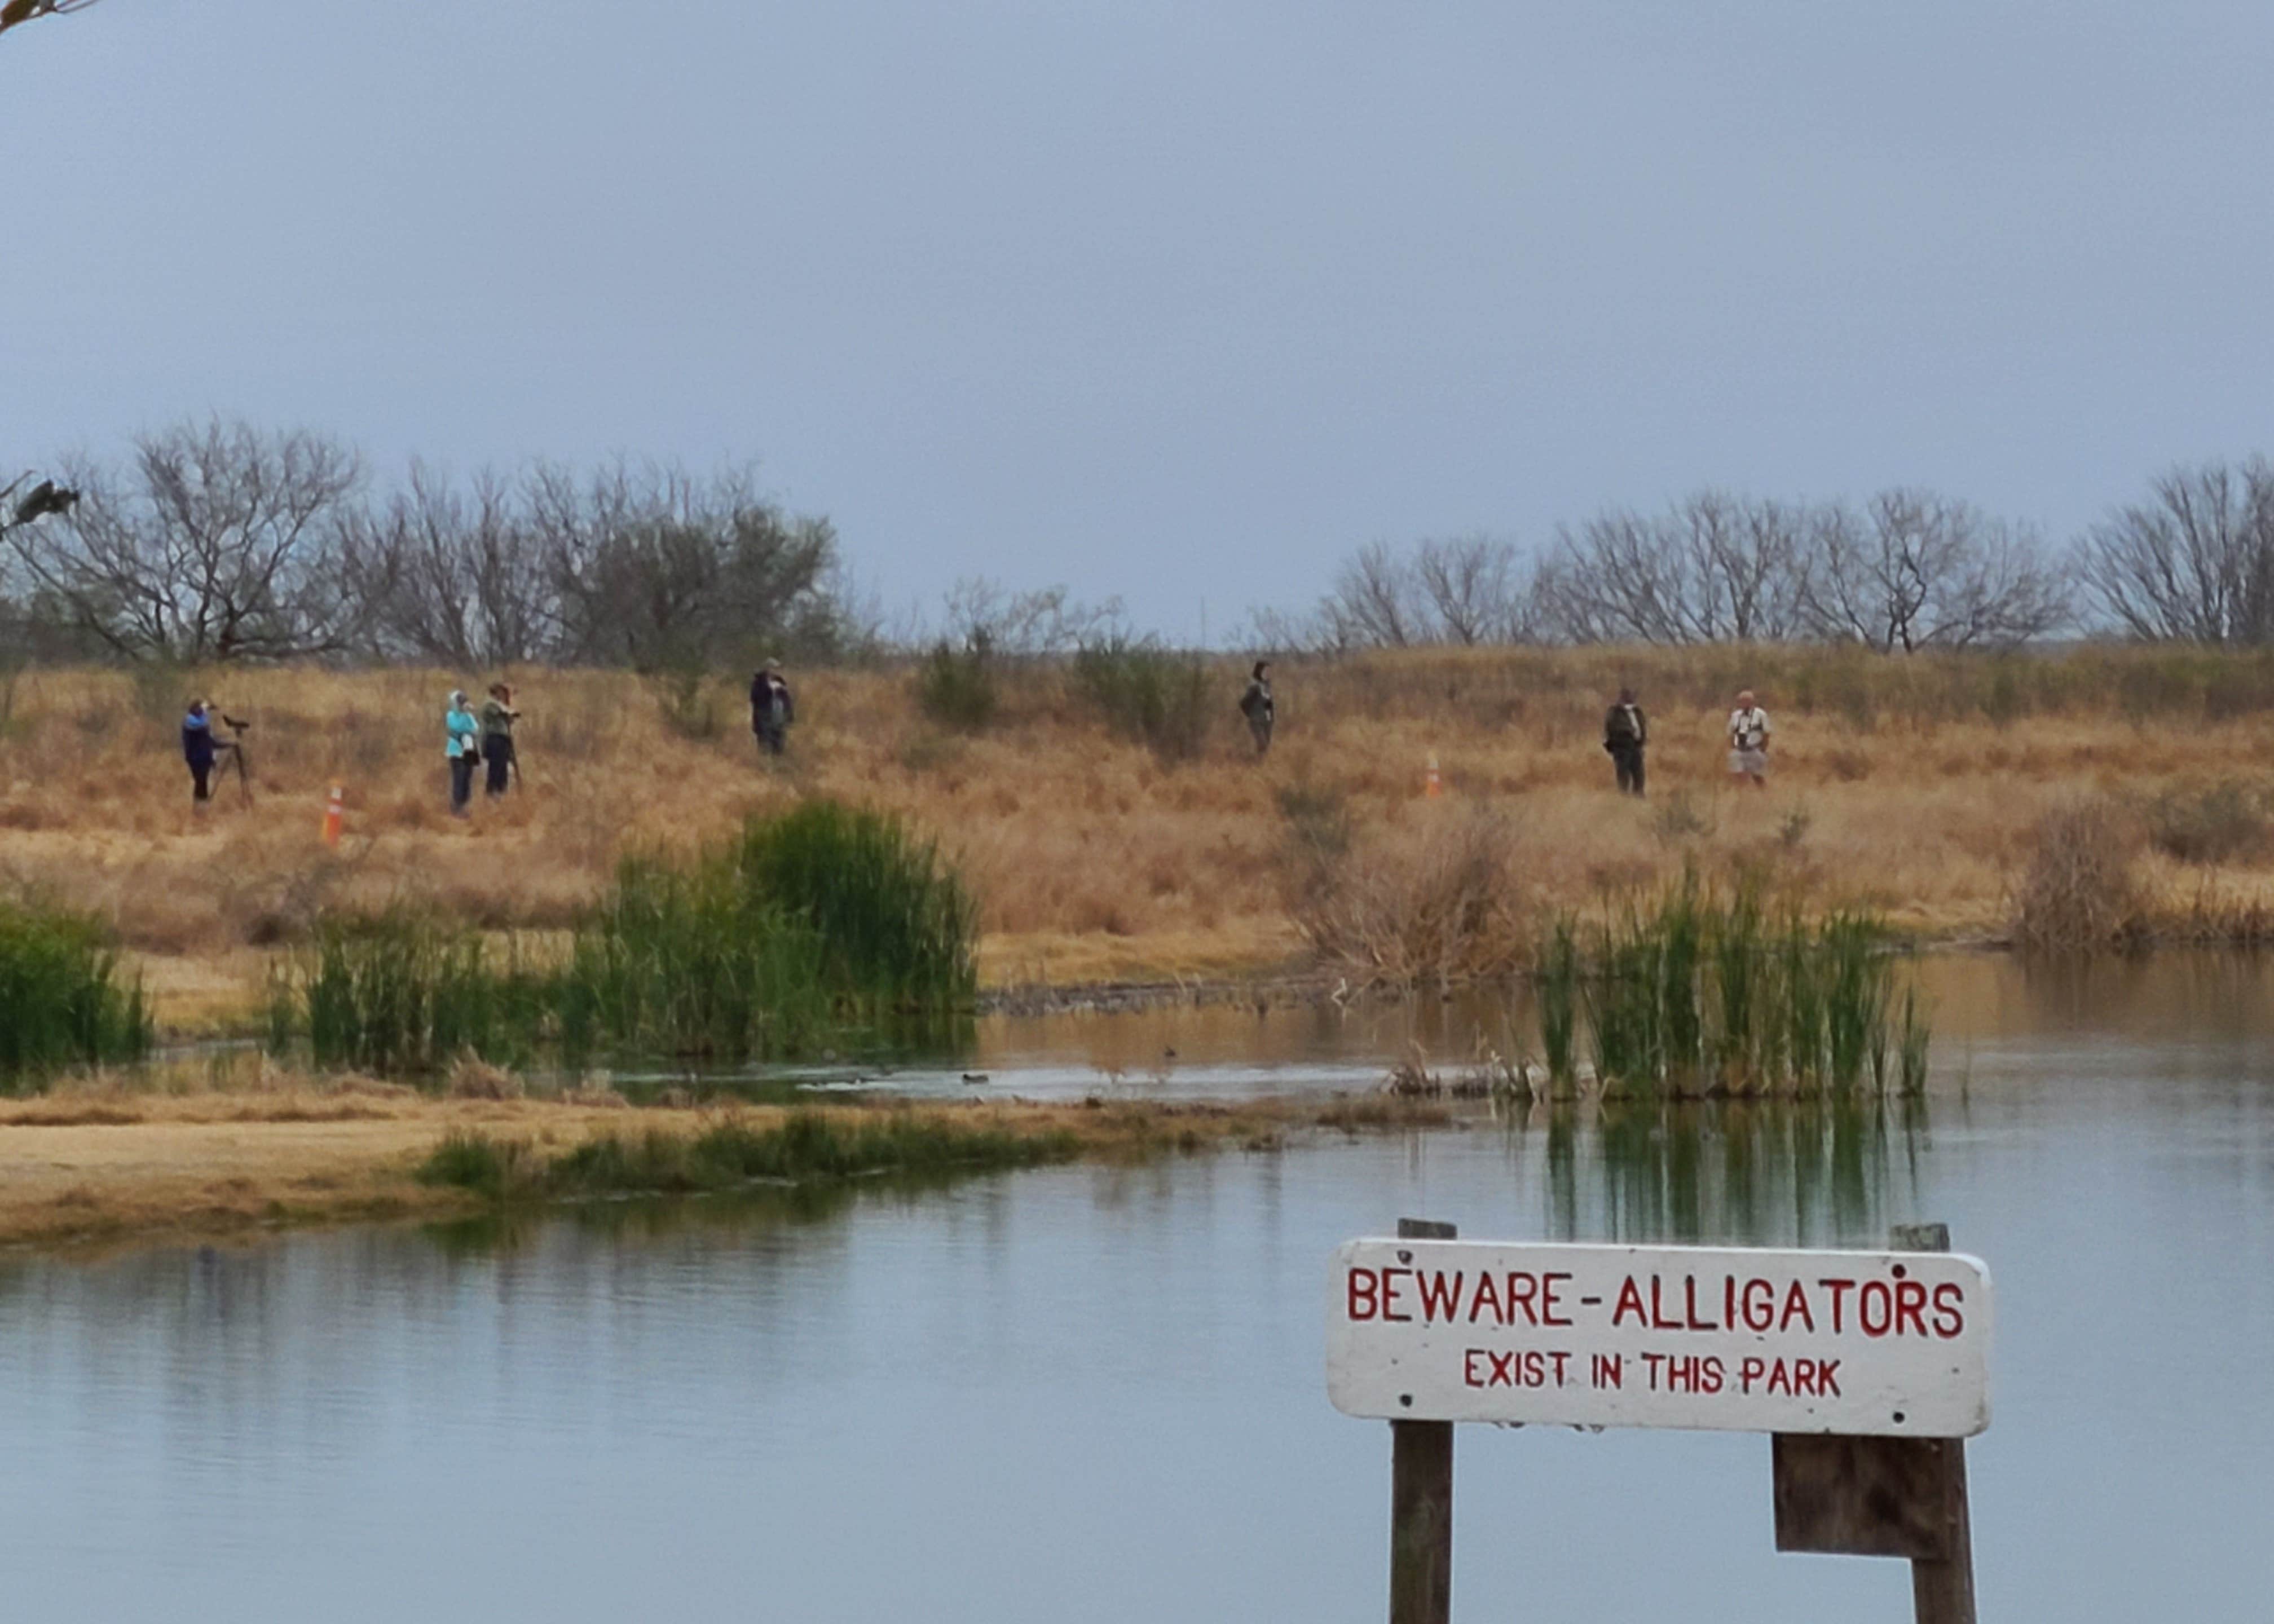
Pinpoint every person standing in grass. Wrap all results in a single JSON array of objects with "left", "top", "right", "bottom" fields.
[
  {"left": 444, "top": 690, "right": 479, "bottom": 815},
  {"left": 751, "top": 658, "right": 795, "bottom": 757},
  {"left": 479, "top": 682, "right": 519, "bottom": 798},
  {"left": 1239, "top": 659, "right": 1276, "bottom": 756},
  {"left": 1602, "top": 685, "right": 1647, "bottom": 795},
  {"left": 182, "top": 698, "right": 217, "bottom": 806},
  {"left": 1728, "top": 688, "right": 1771, "bottom": 788}
]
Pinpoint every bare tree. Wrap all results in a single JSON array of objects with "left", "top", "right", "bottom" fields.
[
  {"left": 1798, "top": 489, "right": 2069, "bottom": 652},
  {"left": 938, "top": 577, "right": 1122, "bottom": 656},
  {"left": 1536, "top": 492, "right": 1810, "bottom": 645},
  {"left": 1413, "top": 535, "right": 1520, "bottom": 645},
  {"left": 337, "top": 464, "right": 559, "bottom": 667},
  {"left": 2075, "top": 460, "right": 2274, "bottom": 645},
  {"left": 531, "top": 460, "right": 842, "bottom": 670},
  {"left": 5, "top": 420, "right": 362, "bottom": 661}
]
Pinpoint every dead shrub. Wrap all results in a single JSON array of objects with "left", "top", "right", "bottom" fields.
[
  {"left": 447, "top": 1052, "right": 525, "bottom": 1100},
  {"left": 1294, "top": 806, "right": 1529, "bottom": 985},
  {"left": 2012, "top": 798, "right": 2143, "bottom": 949},
  {"left": 2142, "top": 782, "right": 2270, "bottom": 865}
]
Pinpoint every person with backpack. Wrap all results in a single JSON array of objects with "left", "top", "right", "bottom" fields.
[
  {"left": 1602, "top": 686, "right": 1647, "bottom": 795},
  {"left": 750, "top": 659, "right": 795, "bottom": 757},
  {"left": 444, "top": 690, "right": 480, "bottom": 815},
  {"left": 1238, "top": 660, "right": 1276, "bottom": 757}
]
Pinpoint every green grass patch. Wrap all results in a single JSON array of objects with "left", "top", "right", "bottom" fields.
[
  {"left": 416, "top": 1110, "right": 1079, "bottom": 1202},
  {"left": 0, "top": 901, "right": 153, "bottom": 1081},
  {"left": 271, "top": 798, "right": 977, "bottom": 1075}
]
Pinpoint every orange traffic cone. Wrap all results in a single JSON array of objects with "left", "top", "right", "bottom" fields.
[
  {"left": 1425, "top": 753, "right": 1442, "bottom": 798},
  {"left": 322, "top": 783, "right": 344, "bottom": 848}
]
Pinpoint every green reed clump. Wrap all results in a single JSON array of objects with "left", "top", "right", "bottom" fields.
[
  {"left": 1546, "top": 881, "right": 1927, "bottom": 1099},
  {"left": 0, "top": 901, "right": 152, "bottom": 1080},
  {"left": 735, "top": 799, "right": 977, "bottom": 1008},
  {"left": 418, "top": 1110, "right": 1078, "bottom": 1202},
  {"left": 284, "top": 910, "right": 544, "bottom": 1073},
  {"left": 274, "top": 800, "right": 978, "bottom": 1075},
  {"left": 552, "top": 851, "right": 834, "bottom": 1062}
]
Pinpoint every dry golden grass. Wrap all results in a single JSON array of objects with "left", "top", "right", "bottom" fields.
[{"left": 10, "top": 647, "right": 2274, "bottom": 1027}]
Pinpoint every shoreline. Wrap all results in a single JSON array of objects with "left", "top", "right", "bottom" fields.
[{"left": 0, "top": 1082, "right": 1455, "bottom": 1259}]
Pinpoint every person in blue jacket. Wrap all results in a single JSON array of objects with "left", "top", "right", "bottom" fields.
[
  {"left": 444, "top": 690, "right": 479, "bottom": 815},
  {"left": 182, "top": 699, "right": 218, "bottom": 805}
]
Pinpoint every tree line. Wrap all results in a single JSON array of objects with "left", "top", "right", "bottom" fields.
[
  {"left": 1261, "top": 464, "right": 2274, "bottom": 654},
  {"left": 9, "top": 418, "right": 2274, "bottom": 667},
  {"left": 2, "top": 420, "right": 854, "bottom": 670}
]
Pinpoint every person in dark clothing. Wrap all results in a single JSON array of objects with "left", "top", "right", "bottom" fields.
[
  {"left": 1602, "top": 686, "right": 1647, "bottom": 796},
  {"left": 751, "top": 659, "right": 795, "bottom": 757},
  {"left": 478, "top": 683, "right": 519, "bottom": 797},
  {"left": 182, "top": 699, "right": 217, "bottom": 804},
  {"left": 1238, "top": 660, "right": 1275, "bottom": 756}
]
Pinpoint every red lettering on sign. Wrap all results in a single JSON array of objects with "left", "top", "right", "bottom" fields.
[
  {"left": 1640, "top": 1351, "right": 1665, "bottom": 1389},
  {"left": 1779, "top": 1281, "right": 1815, "bottom": 1332},
  {"left": 1506, "top": 1272, "right": 1541, "bottom": 1326},
  {"left": 1932, "top": 1282, "right": 1965, "bottom": 1339},
  {"left": 1858, "top": 1279, "right": 1894, "bottom": 1337},
  {"left": 1382, "top": 1268, "right": 1412, "bottom": 1322},
  {"left": 1766, "top": 1360, "right": 1792, "bottom": 1396},
  {"left": 1549, "top": 1350, "right": 1570, "bottom": 1388},
  {"left": 1742, "top": 1278, "right": 1775, "bottom": 1332},
  {"left": 1417, "top": 1270, "right": 1463, "bottom": 1323},
  {"left": 1612, "top": 1276, "right": 1647, "bottom": 1327},
  {"left": 1467, "top": 1272, "right": 1502, "bottom": 1325},
  {"left": 1541, "top": 1272, "right": 1574, "bottom": 1327},
  {"left": 1819, "top": 1278, "right": 1856, "bottom": 1333},
  {"left": 1347, "top": 1269, "right": 1379, "bottom": 1321},
  {"left": 1649, "top": 1275, "right": 1684, "bottom": 1331},
  {"left": 1739, "top": 1356, "right": 1765, "bottom": 1393},
  {"left": 1683, "top": 1275, "right": 1717, "bottom": 1331},
  {"left": 1592, "top": 1353, "right": 1623, "bottom": 1389},
  {"left": 1817, "top": 1359, "right": 1841, "bottom": 1397},
  {"left": 1893, "top": 1279, "right": 1929, "bottom": 1338}
]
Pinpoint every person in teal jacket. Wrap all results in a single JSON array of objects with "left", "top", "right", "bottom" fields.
[{"left": 444, "top": 690, "right": 479, "bottom": 815}]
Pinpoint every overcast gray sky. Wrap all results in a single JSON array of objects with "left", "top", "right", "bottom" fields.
[{"left": 7, "top": 2, "right": 2270, "bottom": 634}]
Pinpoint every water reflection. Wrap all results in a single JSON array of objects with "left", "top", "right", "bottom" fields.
[{"left": 1507, "top": 1096, "right": 1927, "bottom": 1248}]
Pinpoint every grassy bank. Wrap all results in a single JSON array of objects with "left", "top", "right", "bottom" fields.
[
  {"left": 9, "top": 647, "right": 2274, "bottom": 1029},
  {"left": 0, "top": 1070, "right": 1453, "bottom": 1252}
]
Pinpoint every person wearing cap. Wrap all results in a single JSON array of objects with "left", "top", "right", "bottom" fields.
[
  {"left": 182, "top": 698, "right": 218, "bottom": 805},
  {"left": 478, "top": 682, "right": 520, "bottom": 797},
  {"left": 444, "top": 690, "right": 479, "bottom": 814},
  {"left": 1238, "top": 659, "right": 1276, "bottom": 756},
  {"left": 1602, "top": 685, "right": 1647, "bottom": 796},
  {"left": 1727, "top": 689, "right": 1771, "bottom": 788},
  {"left": 750, "top": 659, "right": 795, "bottom": 757}
]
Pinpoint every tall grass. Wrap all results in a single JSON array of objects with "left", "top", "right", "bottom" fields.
[
  {"left": 0, "top": 901, "right": 153, "bottom": 1079},
  {"left": 1549, "top": 879, "right": 1927, "bottom": 1100},
  {"left": 735, "top": 800, "right": 977, "bottom": 1008},
  {"left": 270, "top": 799, "right": 977, "bottom": 1073}
]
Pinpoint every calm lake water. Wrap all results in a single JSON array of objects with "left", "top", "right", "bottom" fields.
[{"left": 3, "top": 953, "right": 2271, "bottom": 1622}]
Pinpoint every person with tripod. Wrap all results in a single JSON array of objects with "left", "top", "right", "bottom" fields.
[{"left": 182, "top": 699, "right": 218, "bottom": 806}]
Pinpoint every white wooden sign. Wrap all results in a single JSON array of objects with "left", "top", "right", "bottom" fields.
[{"left": 1327, "top": 1239, "right": 1991, "bottom": 1437}]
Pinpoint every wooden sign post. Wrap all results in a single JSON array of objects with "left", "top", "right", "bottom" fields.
[{"left": 1333, "top": 1219, "right": 1989, "bottom": 1623}]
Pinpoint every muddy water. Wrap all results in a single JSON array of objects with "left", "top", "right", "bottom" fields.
[{"left": 3, "top": 952, "right": 2272, "bottom": 1622}]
